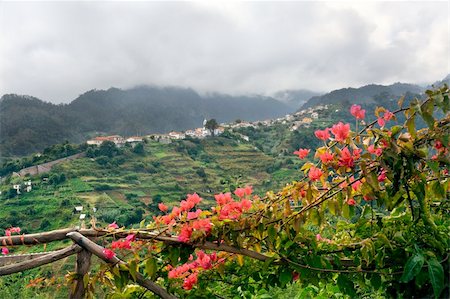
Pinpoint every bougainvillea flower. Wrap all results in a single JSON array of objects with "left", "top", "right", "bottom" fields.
[
  {"left": 183, "top": 272, "right": 198, "bottom": 290},
  {"left": 339, "top": 148, "right": 353, "bottom": 168},
  {"left": 347, "top": 198, "right": 356, "bottom": 206},
  {"left": 187, "top": 209, "right": 202, "bottom": 220},
  {"left": 2, "top": 247, "right": 9, "bottom": 255},
  {"left": 5, "top": 227, "right": 21, "bottom": 236},
  {"left": 103, "top": 248, "right": 115, "bottom": 260},
  {"left": 314, "top": 128, "right": 330, "bottom": 141},
  {"left": 331, "top": 122, "right": 350, "bottom": 142},
  {"left": 350, "top": 104, "right": 365, "bottom": 120},
  {"left": 125, "top": 234, "right": 136, "bottom": 242},
  {"left": 368, "top": 145, "right": 383, "bottom": 156},
  {"left": 308, "top": 166, "right": 323, "bottom": 182},
  {"left": 318, "top": 151, "right": 334, "bottom": 164},
  {"left": 293, "top": 148, "right": 310, "bottom": 159},
  {"left": 378, "top": 170, "right": 387, "bottom": 182},
  {"left": 186, "top": 193, "right": 202, "bottom": 205},
  {"left": 107, "top": 222, "right": 119, "bottom": 229},
  {"left": 192, "top": 218, "right": 212, "bottom": 233},
  {"left": 111, "top": 239, "right": 132, "bottom": 250},
  {"left": 215, "top": 192, "right": 233, "bottom": 205},
  {"left": 178, "top": 225, "right": 193, "bottom": 243},
  {"left": 158, "top": 203, "right": 168, "bottom": 212},
  {"left": 234, "top": 186, "right": 253, "bottom": 198}
]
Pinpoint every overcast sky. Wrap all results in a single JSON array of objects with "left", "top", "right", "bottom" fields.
[{"left": 0, "top": 1, "right": 448, "bottom": 103}]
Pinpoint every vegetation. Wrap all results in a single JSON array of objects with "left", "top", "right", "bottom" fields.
[{"left": 0, "top": 86, "right": 448, "bottom": 298}]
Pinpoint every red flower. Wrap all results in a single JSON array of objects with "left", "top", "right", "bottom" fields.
[
  {"left": 187, "top": 193, "right": 202, "bottom": 205},
  {"left": 111, "top": 239, "right": 132, "bottom": 250},
  {"left": 383, "top": 110, "right": 394, "bottom": 121},
  {"left": 125, "top": 234, "right": 136, "bottom": 242},
  {"left": 377, "top": 117, "right": 385, "bottom": 127},
  {"left": 240, "top": 199, "right": 252, "bottom": 211},
  {"left": 2, "top": 247, "right": 9, "bottom": 255},
  {"left": 180, "top": 200, "right": 195, "bottom": 212},
  {"left": 183, "top": 272, "right": 198, "bottom": 290},
  {"left": 5, "top": 227, "right": 21, "bottom": 236},
  {"left": 244, "top": 185, "right": 253, "bottom": 196},
  {"left": 378, "top": 170, "right": 387, "bottom": 182},
  {"left": 318, "top": 151, "right": 334, "bottom": 164},
  {"left": 350, "top": 104, "right": 365, "bottom": 119},
  {"left": 363, "top": 195, "right": 374, "bottom": 201},
  {"left": 293, "top": 148, "right": 310, "bottom": 159},
  {"left": 352, "top": 179, "right": 362, "bottom": 191},
  {"left": 331, "top": 122, "right": 350, "bottom": 142},
  {"left": 107, "top": 221, "right": 119, "bottom": 229},
  {"left": 215, "top": 192, "right": 233, "bottom": 205},
  {"left": 178, "top": 225, "right": 193, "bottom": 243},
  {"left": 315, "top": 128, "right": 330, "bottom": 141},
  {"left": 339, "top": 147, "right": 357, "bottom": 168},
  {"left": 308, "top": 166, "right": 323, "bottom": 182},
  {"left": 103, "top": 248, "right": 115, "bottom": 260},
  {"left": 171, "top": 206, "right": 181, "bottom": 217},
  {"left": 347, "top": 198, "right": 356, "bottom": 206},
  {"left": 368, "top": 145, "right": 383, "bottom": 156},
  {"left": 196, "top": 250, "right": 212, "bottom": 269},
  {"left": 192, "top": 218, "right": 212, "bottom": 233},
  {"left": 187, "top": 209, "right": 202, "bottom": 220},
  {"left": 158, "top": 203, "right": 168, "bottom": 212}
]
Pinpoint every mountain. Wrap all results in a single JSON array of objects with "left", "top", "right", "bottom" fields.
[
  {"left": 0, "top": 86, "right": 291, "bottom": 156},
  {"left": 271, "top": 89, "right": 322, "bottom": 109},
  {"left": 301, "top": 82, "right": 424, "bottom": 109}
]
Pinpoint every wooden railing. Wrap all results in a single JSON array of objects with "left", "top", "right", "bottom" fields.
[
  {"left": 0, "top": 227, "right": 271, "bottom": 298},
  {"left": 0, "top": 228, "right": 178, "bottom": 299}
]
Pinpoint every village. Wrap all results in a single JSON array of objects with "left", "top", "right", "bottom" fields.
[
  {"left": 2, "top": 104, "right": 330, "bottom": 226},
  {"left": 85, "top": 104, "right": 329, "bottom": 146}
]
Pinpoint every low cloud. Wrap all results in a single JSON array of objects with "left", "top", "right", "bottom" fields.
[{"left": 0, "top": 1, "right": 448, "bottom": 103}]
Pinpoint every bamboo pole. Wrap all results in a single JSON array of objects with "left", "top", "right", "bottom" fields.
[
  {"left": 0, "top": 245, "right": 81, "bottom": 276},
  {"left": 66, "top": 232, "right": 177, "bottom": 299}
]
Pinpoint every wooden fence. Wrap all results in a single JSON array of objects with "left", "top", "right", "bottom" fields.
[{"left": 0, "top": 227, "right": 267, "bottom": 299}]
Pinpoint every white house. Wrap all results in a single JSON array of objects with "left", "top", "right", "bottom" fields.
[
  {"left": 74, "top": 206, "right": 83, "bottom": 213},
  {"left": 87, "top": 135, "right": 126, "bottom": 146},
  {"left": 168, "top": 131, "right": 185, "bottom": 139},
  {"left": 126, "top": 136, "right": 143, "bottom": 143}
]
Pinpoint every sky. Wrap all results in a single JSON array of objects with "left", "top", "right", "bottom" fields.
[{"left": 0, "top": 1, "right": 448, "bottom": 103}]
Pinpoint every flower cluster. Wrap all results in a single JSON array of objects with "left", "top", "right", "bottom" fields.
[
  {"left": 167, "top": 250, "right": 224, "bottom": 290},
  {"left": 2, "top": 226, "right": 21, "bottom": 256},
  {"left": 153, "top": 188, "right": 254, "bottom": 244},
  {"left": 102, "top": 231, "right": 136, "bottom": 259}
]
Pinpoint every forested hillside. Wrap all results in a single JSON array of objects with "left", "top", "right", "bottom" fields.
[{"left": 0, "top": 86, "right": 292, "bottom": 156}]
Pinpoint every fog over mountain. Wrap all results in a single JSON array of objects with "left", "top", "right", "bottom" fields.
[
  {"left": 0, "top": 86, "right": 292, "bottom": 156},
  {"left": 0, "top": 2, "right": 448, "bottom": 102}
]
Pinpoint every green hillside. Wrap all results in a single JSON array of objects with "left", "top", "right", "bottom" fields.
[{"left": 0, "top": 136, "right": 303, "bottom": 233}]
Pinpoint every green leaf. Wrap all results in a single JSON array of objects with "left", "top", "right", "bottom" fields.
[
  {"left": 144, "top": 256, "right": 157, "bottom": 279},
  {"left": 400, "top": 253, "right": 425, "bottom": 283},
  {"left": 279, "top": 268, "right": 292, "bottom": 286},
  {"left": 128, "top": 260, "right": 138, "bottom": 281},
  {"left": 427, "top": 258, "right": 444, "bottom": 298},
  {"left": 406, "top": 116, "right": 416, "bottom": 138},
  {"left": 370, "top": 273, "right": 382, "bottom": 290}
]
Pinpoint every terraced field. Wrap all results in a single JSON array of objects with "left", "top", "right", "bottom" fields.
[{"left": 0, "top": 137, "right": 301, "bottom": 232}]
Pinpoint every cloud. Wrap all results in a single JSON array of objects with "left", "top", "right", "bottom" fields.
[{"left": 0, "top": 1, "right": 448, "bottom": 103}]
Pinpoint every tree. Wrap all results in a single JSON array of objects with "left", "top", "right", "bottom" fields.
[
  {"left": 205, "top": 119, "right": 219, "bottom": 137},
  {"left": 132, "top": 142, "right": 145, "bottom": 155}
]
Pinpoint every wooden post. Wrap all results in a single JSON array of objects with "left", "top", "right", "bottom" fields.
[{"left": 70, "top": 249, "right": 92, "bottom": 299}]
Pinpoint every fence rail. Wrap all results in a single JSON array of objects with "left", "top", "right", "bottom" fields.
[{"left": 0, "top": 227, "right": 177, "bottom": 299}]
